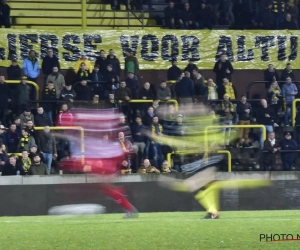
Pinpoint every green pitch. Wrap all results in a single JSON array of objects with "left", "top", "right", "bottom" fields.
[{"left": 0, "top": 211, "right": 299, "bottom": 250}]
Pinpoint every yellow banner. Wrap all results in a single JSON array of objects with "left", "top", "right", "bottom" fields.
[{"left": 0, "top": 29, "right": 298, "bottom": 70}]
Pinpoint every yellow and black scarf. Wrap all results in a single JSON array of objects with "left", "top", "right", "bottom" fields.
[
  {"left": 22, "top": 158, "right": 32, "bottom": 173},
  {"left": 45, "top": 86, "right": 56, "bottom": 96},
  {"left": 20, "top": 136, "right": 29, "bottom": 149}
]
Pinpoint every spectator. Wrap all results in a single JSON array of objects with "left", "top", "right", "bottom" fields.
[
  {"left": 167, "top": 60, "right": 181, "bottom": 81},
  {"left": 256, "top": 99, "right": 275, "bottom": 149},
  {"left": 2, "top": 154, "right": 21, "bottom": 176},
  {"left": 223, "top": 0, "right": 234, "bottom": 26},
  {"left": 157, "top": 81, "right": 171, "bottom": 101},
  {"left": 236, "top": 95, "right": 252, "bottom": 148},
  {"left": 30, "top": 154, "right": 47, "bottom": 175},
  {"left": 161, "top": 160, "right": 171, "bottom": 173},
  {"left": 0, "top": 142, "right": 8, "bottom": 167},
  {"left": 143, "top": 106, "right": 155, "bottom": 127},
  {"left": 90, "top": 65, "right": 104, "bottom": 97},
  {"left": 115, "top": 81, "right": 132, "bottom": 119},
  {"left": 95, "top": 50, "right": 108, "bottom": 76},
  {"left": 0, "top": 125, "right": 7, "bottom": 146},
  {"left": 264, "top": 64, "right": 279, "bottom": 90},
  {"left": 14, "top": 117, "right": 22, "bottom": 134},
  {"left": 196, "top": 1, "right": 213, "bottom": 29},
  {"left": 280, "top": 132, "right": 297, "bottom": 171},
  {"left": 164, "top": 1, "right": 177, "bottom": 29},
  {"left": 18, "top": 150, "right": 32, "bottom": 175},
  {"left": 206, "top": 78, "right": 218, "bottom": 101},
  {"left": 267, "top": 81, "right": 282, "bottom": 123},
  {"left": 282, "top": 76, "right": 298, "bottom": 126},
  {"left": 152, "top": 99, "right": 164, "bottom": 119},
  {"left": 76, "top": 62, "right": 91, "bottom": 82},
  {"left": 120, "top": 159, "right": 131, "bottom": 175},
  {"left": 124, "top": 48, "right": 139, "bottom": 76},
  {"left": 223, "top": 77, "right": 236, "bottom": 100},
  {"left": 138, "top": 159, "right": 160, "bottom": 173},
  {"left": 257, "top": 2, "right": 274, "bottom": 29},
  {"left": 118, "top": 131, "right": 138, "bottom": 171},
  {"left": 74, "top": 53, "right": 92, "bottom": 73},
  {"left": 131, "top": 115, "right": 147, "bottom": 166},
  {"left": 104, "top": 64, "right": 119, "bottom": 93},
  {"left": 15, "top": 76, "right": 35, "bottom": 115},
  {"left": 207, "top": 0, "right": 219, "bottom": 25},
  {"left": 106, "top": 49, "right": 121, "bottom": 77},
  {"left": 184, "top": 59, "right": 198, "bottom": 76},
  {"left": 46, "top": 66, "right": 65, "bottom": 99},
  {"left": 41, "top": 82, "right": 56, "bottom": 126},
  {"left": 151, "top": 115, "right": 164, "bottom": 168},
  {"left": 280, "top": 63, "right": 295, "bottom": 82},
  {"left": 60, "top": 84, "right": 76, "bottom": 103},
  {"left": 25, "top": 120, "right": 35, "bottom": 138},
  {"left": 162, "top": 104, "right": 178, "bottom": 134},
  {"left": 19, "top": 108, "right": 34, "bottom": 128},
  {"left": 286, "top": 1, "right": 299, "bottom": 28},
  {"left": 125, "top": 73, "right": 139, "bottom": 98},
  {"left": 179, "top": 2, "right": 199, "bottom": 29},
  {"left": 42, "top": 48, "right": 60, "bottom": 85},
  {"left": 213, "top": 53, "right": 234, "bottom": 97},
  {"left": 22, "top": 50, "right": 40, "bottom": 83},
  {"left": 0, "top": 0, "right": 10, "bottom": 28},
  {"left": 0, "top": 76, "right": 11, "bottom": 126},
  {"left": 74, "top": 80, "right": 93, "bottom": 101},
  {"left": 139, "top": 82, "right": 155, "bottom": 115},
  {"left": 169, "top": 113, "right": 185, "bottom": 136},
  {"left": 219, "top": 94, "right": 235, "bottom": 146},
  {"left": 7, "top": 59, "right": 21, "bottom": 80},
  {"left": 35, "top": 107, "right": 50, "bottom": 127},
  {"left": 193, "top": 69, "right": 206, "bottom": 102},
  {"left": 263, "top": 131, "right": 280, "bottom": 171},
  {"left": 37, "top": 126, "right": 57, "bottom": 175},
  {"left": 6, "top": 123, "right": 21, "bottom": 153},
  {"left": 272, "top": 0, "right": 286, "bottom": 29},
  {"left": 279, "top": 13, "right": 297, "bottom": 29},
  {"left": 175, "top": 72, "right": 195, "bottom": 105}
]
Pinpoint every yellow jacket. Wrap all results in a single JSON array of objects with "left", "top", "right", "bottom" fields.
[
  {"left": 223, "top": 82, "right": 236, "bottom": 100},
  {"left": 207, "top": 82, "right": 218, "bottom": 100},
  {"left": 74, "top": 59, "right": 93, "bottom": 73}
]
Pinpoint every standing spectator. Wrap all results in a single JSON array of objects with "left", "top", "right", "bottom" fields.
[
  {"left": 41, "top": 82, "right": 57, "bottom": 126},
  {"left": 0, "top": 0, "right": 10, "bottom": 28},
  {"left": 257, "top": 2, "right": 275, "bottom": 29},
  {"left": 139, "top": 82, "right": 155, "bottom": 115},
  {"left": 131, "top": 115, "right": 147, "bottom": 166},
  {"left": 268, "top": 81, "right": 282, "bottom": 124},
  {"left": 90, "top": 65, "right": 104, "bottom": 97},
  {"left": 223, "top": 0, "right": 234, "bottom": 26},
  {"left": 22, "top": 50, "right": 40, "bottom": 83},
  {"left": 179, "top": 2, "right": 199, "bottom": 29},
  {"left": 167, "top": 60, "right": 181, "bottom": 81},
  {"left": 104, "top": 64, "right": 119, "bottom": 93},
  {"left": 19, "top": 108, "right": 34, "bottom": 128},
  {"left": 256, "top": 99, "right": 275, "bottom": 149},
  {"left": 30, "top": 154, "right": 47, "bottom": 175},
  {"left": 115, "top": 81, "right": 132, "bottom": 119},
  {"left": 42, "top": 48, "right": 60, "bottom": 85},
  {"left": 37, "top": 126, "right": 57, "bottom": 175},
  {"left": 35, "top": 107, "right": 50, "bottom": 127},
  {"left": 282, "top": 76, "right": 298, "bottom": 126},
  {"left": 263, "top": 131, "right": 280, "bottom": 171},
  {"left": 118, "top": 131, "right": 138, "bottom": 171},
  {"left": 46, "top": 66, "right": 65, "bottom": 99},
  {"left": 207, "top": 0, "right": 220, "bottom": 25},
  {"left": 264, "top": 64, "right": 279, "bottom": 89},
  {"left": 280, "top": 132, "right": 297, "bottom": 171},
  {"left": 0, "top": 124, "right": 7, "bottom": 146},
  {"left": 6, "top": 123, "right": 21, "bottom": 153},
  {"left": 196, "top": 1, "right": 213, "bottom": 29},
  {"left": 175, "top": 71, "right": 195, "bottom": 105},
  {"left": 184, "top": 59, "right": 198, "bottom": 76},
  {"left": 60, "top": 84, "right": 76, "bottom": 103},
  {"left": 151, "top": 116, "right": 164, "bottom": 168},
  {"left": 125, "top": 72, "right": 139, "bottom": 99},
  {"left": 74, "top": 80, "right": 93, "bottom": 102},
  {"left": 223, "top": 77, "right": 236, "bottom": 100},
  {"left": 106, "top": 49, "right": 121, "bottom": 77},
  {"left": 143, "top": 106, "right": 155, "bottom": 127},
  {"left": 157, "top": 81, "right": 171, "bottom": 101},
  {"left": 164, "top": 1, "right": 177, "bottom": 29},
  {"left": 7, "top": 59, "right": 21, "bottom": 80},
  {"left": 206, "top": 78, "right": 218, "bottom": 101},
  {"left": 193, "top": 69, "right": 206, "bottom": 102},
  {"left": 25, "top": 120, "right": 35, "bottom": 138},
  {"left": 124, "top": 48, "right": 139, "bottom": 76},
  {"left": 18, "top": 150, "right": 32, "bottom": 175},
  {"left": 0, "top": 141, "right": 8, "bottom": 167},
  {"left": 213, "top": 53, "right": 234, "bottom": 97},
  {"left": 15, "top": 76, "right": 35, "bottom": 115},
  {"left": 14, "top": 117, "right": 22, "bottom": 135},
  {"left": 2, "top": 155, "right": 22, "bottom": 176},
  {"left": 74, "top": 53, "right": 92, "bottom": 73},
  {"left": 280, "top": 63, "right": 295, "bottom": 81},
  {"left": 0, "top": 76, "right": 11, "bottom": 126},
  {"left": 279, "top": 13, "right": 297, "bottom": 29},
  {"left": 272, "top": 0, "right": 286, "bottom": 29},
  {"left": 95, "top": 50, "right": 108, "bottom": 76},
  {"left": 76, "top": 62, "right": 90, "bottom": 82},
  {"left": 236, "top": 95, "right": 252, "bottom": 148}
]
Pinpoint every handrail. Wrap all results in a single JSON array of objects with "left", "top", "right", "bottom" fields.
[
  {"left": 292, "top": 98, "right": 300, "bottom": 126},
  {"left": 81, "top": 0, "right": 87, "bottom": 29},
  {"left": 34, "top": 126, "right": 85, "bottom": 164},
  {"left": 6, "top": 80, "right": 40, "bottom": 100},
  {"left": 166, "top": 150, "right": 232, "bottom": 172},
  {"left": 118, "top": 99, "right": 179, "bottom": 111}
]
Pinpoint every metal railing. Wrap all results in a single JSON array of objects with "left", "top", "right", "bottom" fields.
[
  {"left": 6, "top": 80, "right": 40, "bottom": 100},
  {"left": 292, "top": 98, "right": 300, "bottom": 126},
  {"left": 118, "top": 99, "right": 179, "bottom": 111}
]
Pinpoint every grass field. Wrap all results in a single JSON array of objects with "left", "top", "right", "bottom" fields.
[{"left": 1, "top": 211, "right": 300, "bottom": 250}]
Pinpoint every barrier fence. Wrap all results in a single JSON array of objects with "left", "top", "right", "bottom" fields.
[
  {"left": 118, "top": 99, "right": 179, "bottom": 111},
  {"left": 6, "top": 80, "right": 40, "bottom": 100}
]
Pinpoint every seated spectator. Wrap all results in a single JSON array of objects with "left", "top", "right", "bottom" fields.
[
  {"left": 268, "top": 81, "right": 282, "bottom": 125},
  {"left": 2, "top": 154, "right": 22, "bottom": 176},
  {"left": 0, "top": 0, "right": 11, "bottom": 28},
  {"left": 264, "top": 64, "right": 279, "bottom": 90},
  {"left": 131, "top": 115, "right": 147, "bottom": 166},
  {"left": 74, "top": 53, "right": 92, "bottom": 73},
  {"left": 151, "top": 115, "right": 164, "bottom": 168},
  {"left": 282, "top": 76, "right": 298, "bottom": 126},
  {"left": 125, "top": 72, "right": 139, "bottom": 99},
  {"left": 118, "top": 131, "right": 138, "bottom": 172},
  {"left": 0, "top": 143, "right": 8, "bottom": 167},
  {"left": 0, "top": 125, "right": 7, "bottom": 148},
  {"left": 279, "top": 13, "right": 297, "bottom": 30},
  {"left": 13, "top": 117, "right": 22, "bottom": 134},
  {"left": 107, "top": 49, "right": 121, "bottom": 77},
  {"left": 18, "top": 150, "right": 32, "bottom": 175},
  {"left": 42, "top": 48, "right": 60, "bottom": 85},
  {"left": 157, "top": 81, "right": 171, "bottom": 102},
  {"left": 143, "top": 106, "right": 155, "bottom": 127},
  {"left": 46, "top": 66, "right": 65, "bottom": 99},
  {"left": 22, "top": 50, "right": 40, "bottom": 83},
  {"left": 280, "top": 63, "right": 295, "bottom": 82},
  {"left": 74, "top": 80, "right": 93, "bottom": 102},
  {"left": 152, "top": 99, "right": 164, "bottom": 119},
  {"left": 137, "top": 159, "right": 160, "bottom": 174},
  {"left": 196, "top": 1, "right": 213, "bottom": 29},
  {"left": 161, "top": 160, "right": 171, "bottom": 173},
  {"left": 223, "top": 77, "right": 236, "bottom": 100},
  {"left": 120, "top": 159, "right": 131, "bottom": 174},
  {"left": 35, "top": 107, "right": 50, "bottom": 127},
  {"left": 179, "top": 2, "right": 199, "bottom": 29},
  {"left": 175, "top": 71, "right": 195, "bottom": 105},
  {"left": 6, "top": 123, "right": 21, "bottom": 153},
  {"left": 206, "top": 78, "right": 218, "bottom": 101},
  {"left": 19, "top": 108, "right": 34, "bottom": 128},
  {"left": 104, "top": 64, "right": 119, "bottom": 93},
  {"left": 184, "top": 59, "right": 198, "bottom": 76},
  {"left": 90, "top": 65, "right": 104, "bottom": 97},
  {"left": 167, "top": 60, "right": 181, "bottom": 82},
  {"left": 164, "top": 1, "right": 177, "bottom": 29},
  {"left": 60, "top": 84, "right": 76, "bottom": 104},
  {"left": 30, "top": 154, "right": 47, "bottom": 175},
  {"left": 95, "top": 50, "right": 108, "bottom": 76},
  {"left": 15, "top": 76, "right": 35, "bottom": 115},
  {"left": 263, "top": 132, "right": 280, "bottom": 171},
  {"left": 18, "top": 128, "right": 36, "bottom": 153},
  {"left": 280, "top": 132, "right": 297, "bottom": 171},
  {"left": 29, "top": 144, "right": 45, "bottom": 163},
  {"left": 76, "top": 62, "right": 91, "bottom": 82},
  {"left": 7, "top": 59, "right": 21, "bottom": 80},
  {"left": 139, "top": 82, "right": 155, "bottom": 101},
  {"left": 0, "top": 76, "right": 11, "bottom": 126},
  {"left": 193, "top": 69, "right": 206, "bottom": 102},
  {"left": 115, "top": 81, "right": 132, "bottom": 119}
]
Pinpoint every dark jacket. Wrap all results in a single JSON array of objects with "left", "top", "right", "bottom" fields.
[
  {"left": 125, "top": 77, "right": 139, "bottom": 98},
  {"left": 2, "top": 163, "right": 22, "bottom": 176},
  {"left": 6, "top": 129, "right": 21, "bottom": 153},
  {"left": 164, "top": 6, "right": 178, "bottom": 20},
  {"left": 264, "top": 69, "right": 279, "bottom": 88},
  {"left": 115, "top": 87, "right": 132, "bottom": 100},
  {"left": 184, "top": 63, "right": 198, "bottom": 75},
  {"left": 106, "top": 55, "right": 121, "bottom": 77},
  {"left": 256, "top": 106, "right": 275, "bottom": 125},
  {"left": 213, "top": 60, "right": 234, "bottom": 84},
  {"left": 167, "top": 65, "right": 181, "bottom": 81},
  {"left": 280, "top": 138, "right": 297, "bottom": 160},
  {"left": 90, "top": 71, "right": 104, "bottom": 82},
  {"left": 0, "top": 2, "right": 10, "bottom": 17},
  {"left": 104, "top": 70, "right": 119, "bottom": 89},
  {"left": 34, "top": 113, "right": 50, "bottom": 127},
  {"left": 131, "top": 123, "right": 147, "bottom": 143},
  {"left": 143, "top": 112, "right": 155, "bottom": 127},
  {"left": 139, "top": 88, "right": 155, "bottom": 100},
  {"left": 0, "top": 133, "right": 7, "bottom": 146},
  {"left": 95, "top": 57, "right": 108, "bottom": 75},
  {"left": 175, "top": 77, "right": 194, "bottom": 98},
  {"left": 279, "top": 20, "right": 297, "bottom": 30},
  {"left": 74, "top": 84, "right": 93, "bottom": 101},
  {"left": 263, "top": 139, "right": 280, "bottom": 166},
  {"left": 60, "top": 88, "right": 76, "bottom": 102},
  {"left": 281, "top": 69, "right": 295, "bottom": 82},
  {"left": 236, "top": 101, "right": 252, "bottom": 121},
  {"left": 7, "top": 65, "right": 21, "bottom": 80},
  {"left": 76, "top": 69, "right": 90, "bottom": 81},
  {"left": 15, "top": 83, "right": 35, "bottom": 105},
  {"left": 42, "top": 55, "right": 60, "bottom": 75},
  {"left": 0, "top": 83, "right": 11, "bottom": 109},
  {"left": 42, "top": 87, "right": 57, "bottom": 112},
  {"left": 180, "top": 8, "right": 195, "bottom": 22},
  {"left": 30, "top": 162, "right": 47, "bottom": 175},
  {"left": 196, "top": 6, "right": 212, "bottom": 22},
  {"left": 258, "top": 7, "right": 275, "bottom": 29},
  {"left": 193, "top": 75, "right": 206, "bottom": 96},
  {"left": 38, "top": 132, "right": 57, "bottom": 154}
]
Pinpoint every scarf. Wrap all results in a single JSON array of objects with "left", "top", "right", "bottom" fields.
[
  {"left": 80, "top": 70, "right": 89, "bottom": 77},
  {"left": 20, "top": 136, "right": 29, "bottom": 149},
  {"left": 22, "top": 158, "right": 32, "bottom": 173},
  {"left": 207, "top": 83, "right": 218, "bottom": 100},
  {"left": 51, "top": 72, "right": 59, "bottom": 80},
  {"left": 223, "top": 82, "right": 235, "bottom": 99},
  {"left": 221, "top": 101, "right": 234, "bottom": 112},
  {"left": 151, "top": 123, "right": 163, "bottom": 136},
  {"left": 269, "top": 138, "right": 275, "bottom": 147},
  {"left": 45, "top": 87, "right": 56, "bottom": 96},
  {"left": 120, "top": 140, "right": 126, "bottom": 151}
]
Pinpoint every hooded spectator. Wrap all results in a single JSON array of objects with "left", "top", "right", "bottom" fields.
[{"left": 74, "top": 53, "right": 92, "bottom": 73}]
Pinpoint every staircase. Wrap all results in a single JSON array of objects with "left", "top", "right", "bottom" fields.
[{"left": 9, "top": 0, "right": 158, "bottom": 29}]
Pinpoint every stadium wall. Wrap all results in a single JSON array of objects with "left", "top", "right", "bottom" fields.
[{"left": 0, "top": 172, "right": 299, "bottom": 216}]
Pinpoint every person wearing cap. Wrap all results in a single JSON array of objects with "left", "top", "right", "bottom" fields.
[
  {"left": 22, "top": 50, "right": 40, "bottom": 83},
  {"left": 281, "top": 63, "right": 295, "bottom": 82},
  {"left": 7, "top": 59, "right": 21, "bottom": 81},
  {"left": 15, "top": 76, "right": 35, "bottom": 115},
  {"left": 19, "top": 108, "right": 34, "bottom": 128},
  {"left": 0, "top": 76, "right": 11, "bottom": 127},
  {"left": 42, "top": 48, "right": 60, "bottom": 86},
  {"left": 30, "top": 154, "right": 47, "bottom": 175},
  {"left": 95, "top": 50, "right": 108, "bottom": 76},
  {"left": 46, "top": 66, "right": 65, "bottom": 98},
  {"left": 280, "top": 132, "right": 297, "bottom": 171},
  {"left": 124, "top": 48, "right": 139, "bottom": 76},
  {"left": 74, "top": 53, "right": 92, "bottom": 73},
  {"left": 18, "top": 128, "right": 36, "bottom": 153}
]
